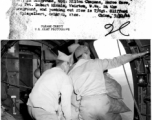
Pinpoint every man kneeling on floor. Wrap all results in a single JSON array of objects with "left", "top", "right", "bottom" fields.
[{"left": 27, "top": 51, "right": 73, "bottom": 120}]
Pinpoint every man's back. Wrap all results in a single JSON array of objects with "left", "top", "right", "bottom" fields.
[
  {"left": 69, "top": 59, "right": 107, "bottom": 100},
  {"left": 28, "top": 67, "right": 71, "bottom": 113}
]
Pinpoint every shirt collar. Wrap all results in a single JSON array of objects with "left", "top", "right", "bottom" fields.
[{"left": 68, "top": 59, "right": 89, "bottom": 74}]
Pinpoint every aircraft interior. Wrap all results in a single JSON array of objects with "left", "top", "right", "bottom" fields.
[{"left": 1, "top": 40, "right": 151, "bottom": 120}]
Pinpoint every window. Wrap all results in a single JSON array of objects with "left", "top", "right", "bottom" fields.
[{"left": 94, "top": 39, "right": 134, "bottom": 120}]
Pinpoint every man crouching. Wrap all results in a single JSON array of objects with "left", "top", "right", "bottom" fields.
[{"left": 27, "top": 51, "right": 73, "bottom": 120}]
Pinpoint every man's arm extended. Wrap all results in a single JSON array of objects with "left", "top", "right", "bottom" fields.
[{"left": 101, "top": 51, "right": 149, "bottom": 70}]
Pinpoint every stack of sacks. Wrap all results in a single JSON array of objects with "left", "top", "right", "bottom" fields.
[{"left": 104, "top": 72, "right": 131, "bottom": 120}]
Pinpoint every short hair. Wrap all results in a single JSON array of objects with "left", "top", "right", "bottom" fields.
[
  {"left": 56, "top": 59, "right": 65, "bottom": 66},
  {"left": 51, "top": 60, "right": 64, "bottom": 67},
  {"left": 72, "top": 53, "right": 76, "bottom": 64},
  {"left": 73, "top": 53, "right": 83, "bottom": 64},
  {"left": 73, "top": 45, "right": 90, "bottom": 64}
]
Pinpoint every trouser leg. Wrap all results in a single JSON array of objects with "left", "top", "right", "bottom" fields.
[
  {"left": 71, "top": 105, "right": 79, "bottom": 120},
  {"left": 79, "top": 94, "right": 110, "bottom": 120},
  {"left": 27, "top": 106, "right": 35, "bottom": 120},
  {"left": 27, "top": 106, "right": 58, "bottom": 120}
]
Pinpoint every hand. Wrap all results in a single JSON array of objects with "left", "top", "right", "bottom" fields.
[
  {"left": 140, "top": 51, "right": 149, "bottom": 57},
  {"left": 75, "top": 108, "right": 79, "bottom": 112}
]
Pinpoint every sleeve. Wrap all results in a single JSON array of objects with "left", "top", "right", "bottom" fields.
[
  {"left": 98, "top": 54, "right": 133, "bottom": 71},
  {"left": 61, "top": 77, "right": 73, "bottom": 120}
]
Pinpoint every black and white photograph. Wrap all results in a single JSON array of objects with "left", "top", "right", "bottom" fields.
[
  {"left": 1, "top": 40, "right": 151, "bottom": 120},
  {"left": 0, "top": 0, "right": 152, "bottom": 39},
  {"left": 0, "top": 0, "right": 151, "bottom": 119}
]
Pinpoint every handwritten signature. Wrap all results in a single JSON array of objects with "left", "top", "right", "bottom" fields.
[{"left": 104, "top": 21, "right": 130, "bottom": 37}]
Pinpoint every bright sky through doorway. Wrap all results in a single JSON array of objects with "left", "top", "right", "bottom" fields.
[{"left": 94, "top": 39, "right": 134, "bottom": 120}]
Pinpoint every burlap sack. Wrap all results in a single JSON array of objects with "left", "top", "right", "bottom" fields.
[
  {"left": 104, "top": 73, "right": 122, "bottom": 99},
  {"left": 104, "top": 73, "right": 131, "bottom": 114}
]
